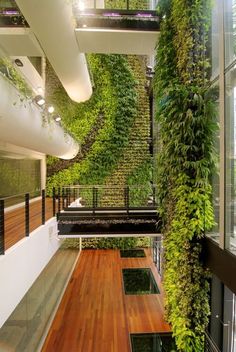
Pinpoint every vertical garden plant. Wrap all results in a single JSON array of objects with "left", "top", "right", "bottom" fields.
[{"left": 154, "top": 0, "right": 217, "bottom": 350}]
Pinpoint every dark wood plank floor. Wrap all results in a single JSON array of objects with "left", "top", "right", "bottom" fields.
[
  {"left": 42, "top": 249, "right": 171, "bottom": 352},
  {"left": 5, "top": 198, "right": 55, "bottom": 250}
]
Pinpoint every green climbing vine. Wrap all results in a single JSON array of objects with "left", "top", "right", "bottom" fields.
[{"left": 154, "top": 0, "right": 216, "bottom": 351}]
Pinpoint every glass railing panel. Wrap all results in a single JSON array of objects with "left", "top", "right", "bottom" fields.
[
  {"left": 205, "top": 82, "right": 220, "bottom": 245},
  {"left": 0, "top": 1, "right": 28, "bottom": 27},
  {"left": 74, "top": 0, "right": 157, "bottom": 10},
  {"left": 0, "top": 248, "right": 78, "bottom": 352}
]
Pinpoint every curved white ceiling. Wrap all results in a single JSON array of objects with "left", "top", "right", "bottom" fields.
[
  {"left": 0, "top": 75, "right": 79, "bottom": 159},
  {"left": 15, "top": 0, "right": 92, "bottom": 103}
]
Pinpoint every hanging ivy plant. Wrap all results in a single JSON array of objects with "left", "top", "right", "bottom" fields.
[{"left": 154, "top": 0, "right": 217, "bottom": 351}]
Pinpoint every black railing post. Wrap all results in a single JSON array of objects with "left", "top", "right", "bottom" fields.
[
  {"left": 0, "top": 200, "right": 5, "bottom": 255},
  {"left": 153, "top": 186, "right": 156, "bottom": 206},
  {"left": 65, "top": 188, "right": 68, "bottom": 208},
  {"left": 127, "top": 0, "right": 129, "bottom": 10},
  {"left": 58, "top": 188, "right": 61, "bottom": 213},
  {"left": 25, "top": 193, "right": 29, "bottom": 237},
  {"left": 68, "top": 188, "right": 71, "bottom": 205},
  {"left": 73, "top": 188, "right": 76, "bottom": 202},
  {"left": 124, "top": 186, "right": 129, "bottom": 213},
  {"left": 92, "top": 187, "right": 96, "bottom": 215},
  {"left": 42, "top": 189, "right": 45, "bottom": 225},
  {"left": 62, "top": 188, "right": 65, "bottom": 209},
  {"left": 53, "top": 187, "right": 56, "bottom": 216}
]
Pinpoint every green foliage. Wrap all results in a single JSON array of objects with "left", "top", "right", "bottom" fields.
[
  {"left": 62, "top": 237, "right": 150, "bottom": 250},
  {"left": 46, "top": 54, "right": 137, "bottom": 193},
  {"left": 127, "top": 157, "right": 153, "bottom": 206},
  {"left": 46, "top": 53, "right": 152, "bottom": 250},
  {"left": 0, "top": 57, "right": 33, "bottom": 99},
  {"left": 46, "top": 55, "right": 107, "bottom": 144},
  {"left": 154, "top": 0, "right": 216, "bottom": 350},
  {"left": 105, "top": 0, "right": 149, "bottom": 10},
  {"left": 102, "top": 55, "right": 152, "bottom": 206}
]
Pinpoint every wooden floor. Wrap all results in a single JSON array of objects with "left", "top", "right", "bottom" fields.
[
  {"left": 4, "top": 198, "right": 55, "bottom": 250},
  {"left": 42, "top": 249, "right": 171, "bottom": 352}
]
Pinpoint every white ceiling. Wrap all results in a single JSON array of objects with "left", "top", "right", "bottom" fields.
[
  {"left": 0, "top": 28, "right": 43, "bottom": 56},
  {"left": 75, "top": 29, "right": 159, "bottom": 55}
]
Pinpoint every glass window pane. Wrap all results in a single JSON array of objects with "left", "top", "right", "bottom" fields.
[
  {"left": 224, "top": 0, "right": 236, "bottom": 68},
  {"left": 207, "top": 81, "right": 220, "bottom": 244},
  {"left": 225, "top": 66, "right": 236, "bottom": 254},
  {"left": 211, "top": 0, "right": 220, "bottom": 79}
]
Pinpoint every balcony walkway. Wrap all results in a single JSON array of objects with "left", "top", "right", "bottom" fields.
[
  {"left": 4, "top": 198, "right": 55, "bottom": 250},
  {"left": 42, "top": 248, "right": 170, "bottom": 352}
]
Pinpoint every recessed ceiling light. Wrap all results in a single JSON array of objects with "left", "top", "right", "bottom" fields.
[{"left": 82, "top": 24, "right": 87, "bottom": 28}]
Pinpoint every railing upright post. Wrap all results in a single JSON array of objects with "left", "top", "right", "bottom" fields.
[
  {"left": 73, "top": 188, "right": 76, "bottom": 202},
  {"left": 62, "top": 188, "right": 65, "bottom": 209},
  {"left": 0, "top": 199, "right": 5, "bottom": 255},
  {"left": 42, "top": 189, "right": 45, "bottom": 225},
  {"left": 92, "top": 187, "right": 96, "bottom": 215},
  {"left": 65, "top": 188, "right": 68, "bottom": 208},
  {"left": 127, "top": 186, "right": 129, "bottom": 212},
  {"left": 68, "top": 188, "right": 71, "bottom": 205},
  {"left": 127, "top": 0, "right": 129, "bottom": 10},
  {"left": 25, "top": 193, "right": 30, "bottom": 237},
  {"left": 95, "top": 187, "right": 98, "bottom": 207},
  {"left": 124, "top": 186, "right": 129, "bottom": 214},
  {"left": 153, "top": 186, "right": 156, "bottom": 206},
  {"left": 58, "top": 188, "right": 61, "bottom": 213},
  {"left": 53, "top": 187, "right": 56, "bottom": 216}
]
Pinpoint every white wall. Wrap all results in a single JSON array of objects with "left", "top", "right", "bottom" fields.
[{"left": 0, "top": 218, "right": 61, "bottom": 328}]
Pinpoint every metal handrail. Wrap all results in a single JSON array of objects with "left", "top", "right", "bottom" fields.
[
  {"left": 0, "top": 191, "right": 39, "bottom": 201},
  {"left": 61, "top": 184, "right": 157, "bottom": 189},
  {"left": 204, "top": 332, "right": 221, "bottom": 352},
  {"left": 0, "top": 189, "right": 56, "bottom": 255}
]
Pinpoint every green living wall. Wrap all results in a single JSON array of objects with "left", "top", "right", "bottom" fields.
[
  {"left": 46, "top": 53, "right": 152, "bottom": 194},
  {"left": 46, "top": 54, "right": 137, "bottom": 191},
  {"left": 46, "top": 53, "right": 152, "bottom": 249},
  {"left": 154, "top": 0, "right": 216, "bottom": 351}
]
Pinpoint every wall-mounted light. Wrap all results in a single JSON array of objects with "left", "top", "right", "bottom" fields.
[
  {"left": 14, "top": 58, "right": 23, "bottom": 67},
  {"left": 34, "top": 95, "right": 45, "bottom": 106},
  {"left": 37, "top": 87, "right": 44, "bottom": 95},
  {"left": 54, "top": 115, "right": 61, "bottom": 122},
  {"left": 48, "top": 105, "right": 55, "bottom": 114}
]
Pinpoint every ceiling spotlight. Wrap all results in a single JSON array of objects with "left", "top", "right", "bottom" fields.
[
  {"left": 37, "top": 86, "right": 44, "bottom": 95},
  {"left": 54, "top": 115, "right": 61, "bottom": 122},
  {"left": 78, "top": 1, "right": 85, "bottom": 10},
  {"left": 48, "top": 106, "right": 55, "bottom": 114},
  {"left": 14, "top": 58, "right": 23, "bottom": 67},
  {"left": 82, "top": 24, "right": 87, "bottom": 28},
  {"left": 34, "top": 95, "right": 45, "bottom": 106}
]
